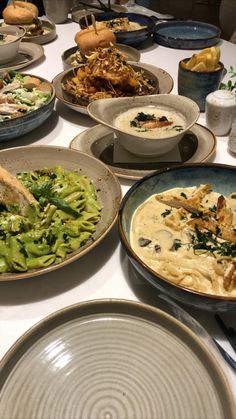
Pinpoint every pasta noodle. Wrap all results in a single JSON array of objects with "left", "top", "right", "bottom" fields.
[
  {"left": 0, "top": 166, "right": 102, "bottom": 273},
  {"left": 130, "top": 185, "right": 236, "bottom": 296}
]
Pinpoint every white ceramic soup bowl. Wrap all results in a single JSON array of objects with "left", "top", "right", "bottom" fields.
[
  {"left": 87, "top": 94, "right": 200, "bottom": 157},
  {"left": 0, "top": 26, "right": 26, "bottom": 64}
]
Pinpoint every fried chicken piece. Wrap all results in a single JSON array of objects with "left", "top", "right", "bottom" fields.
[{"left": 216, "top": 195, "right": 233, "bottom": 228}]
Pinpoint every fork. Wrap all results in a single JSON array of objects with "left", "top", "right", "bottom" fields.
[
  {"left": 213, "top": 339, "right": 236, "bottom": 372},
  {"left": 214, "top": 315, "right": 236, "bottom": 373},
  {"left": 215, "top": 315, "right": 236, "bottom": 354}
]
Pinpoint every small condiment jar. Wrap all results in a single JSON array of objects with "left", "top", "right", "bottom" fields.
[{"left": 205, "top": 90, "right": 236, "bottom": 136}]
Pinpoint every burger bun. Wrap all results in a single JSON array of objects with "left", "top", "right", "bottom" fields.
[
  {"left": 3, "top": 1, "right": 39, "bottom": 25},
  {"left": 75, "top": 28, "right": 116, "bottom": 55}
]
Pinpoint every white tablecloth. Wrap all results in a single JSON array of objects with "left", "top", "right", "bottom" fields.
[{"left": 0, "top": 5, "right": 236, "bottom": 404}]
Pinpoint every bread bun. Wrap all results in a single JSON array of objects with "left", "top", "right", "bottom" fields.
[
  {"left": 3, "top": 1, "right": 38, "bottom": 25},
  {"left": 75, "top": 27, "right": 116, "bottom": 55}
]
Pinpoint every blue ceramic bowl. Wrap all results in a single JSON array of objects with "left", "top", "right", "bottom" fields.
[
  {"left": 0, "top": 74, "right": 55, "bottom": 142},
  {"left": 178, "top": 59, "right": 226, "bottom": 112},
  {"left": 77, "top": 12, "right": 156, "bottom": 46},
  {"left": 118, "top": 164, "right": 236, "bottom": 312},
  {"left": 153, "top": 20, "right": 221, "bottom": 49}
]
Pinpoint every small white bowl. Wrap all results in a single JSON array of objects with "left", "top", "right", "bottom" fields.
[
  {"left": 0, "top": 26, "right": 26, "bottom": 64},
  {"left": 87, "top": 94, "right": 200, "bottom": 157}
]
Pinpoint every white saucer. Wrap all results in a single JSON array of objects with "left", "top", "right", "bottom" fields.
[
  {"left": 70, "top": 123, "right": 217, "bottom": 180},
  {"left": 0, "top": 42, "right": 44, "bottom": 71}
]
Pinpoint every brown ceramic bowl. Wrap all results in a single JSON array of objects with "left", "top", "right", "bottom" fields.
[{"left": 52, "top": 63, "right": 168, "bottom": 115}]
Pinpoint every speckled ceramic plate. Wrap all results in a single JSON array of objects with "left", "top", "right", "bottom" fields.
[
  {"left": 0, "top": 42, "right": 44, "bottom": 71},
  {"left": 23, "top": 20, "right": 57, "bottom": 45},
  {"left": 153, "top": 20, "right": 221, "bottom": 49},
  {"left": 0, "top": 146, "right": 121, "bottom": 281},
  {"left": 53, "top": 63, "right": 173, "bottom": 115},
  {"left": 61, "top": 43, "right": 141, "bottom": 70},
  {"left": 70, "top": 123, "right": 216, "bottom": 180},
  {"left": 0, "top": 299, "right": 235, "bottom": 419}
]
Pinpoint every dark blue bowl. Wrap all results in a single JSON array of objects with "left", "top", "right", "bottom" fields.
[
  {"left": 118, "top": 164, "right": 236, "bottom": 312},
  {"left": 154, "top": 20, "right": 221, "bottom": 49},
  {"left": 77, "top": 12, "right": 156, "bottom": 47}
]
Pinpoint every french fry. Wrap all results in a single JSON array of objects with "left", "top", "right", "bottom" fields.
[
  {"left": 181, "top": 47, "right": 221, "bottom": 72},
  {"left": 191, "top": 62, "right": 207, "bottom": 72}
]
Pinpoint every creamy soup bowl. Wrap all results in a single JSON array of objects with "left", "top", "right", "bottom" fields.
[
  {"left": 0, "top": 26, "right": 25, "bottom": 64},
  {"left": 87, "top": 94, "right": 200, "bottom": 157}
]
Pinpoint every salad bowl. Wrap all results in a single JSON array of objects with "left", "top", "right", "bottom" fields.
[{"left": 0, "top": 71, "right": 55, "bottom": 142}]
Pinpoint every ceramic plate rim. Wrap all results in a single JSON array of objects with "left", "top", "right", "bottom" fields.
[
  {"left": 0, "top": 42, "right": 44, "bottom": 71},
  {"left": 0, "top": 298, "right": 235, "bottom": 418},
  {"left": 69, "top": 123, "right": 216, "bottom": 180},
  {"left": 22, "top": 19, "right": 57, "bottom": 44},
  {"left": 53, "top": 63, "right": 173, "bottom": 115},
  {"left": 0, "top": 145, "right": 122, "bottom": 281},
  {"left": 154, "top": 20, "right": 221, "bottom": 41}
]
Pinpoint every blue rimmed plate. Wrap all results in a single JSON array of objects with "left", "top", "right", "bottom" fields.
[{"left": 154, "top": 20, "right": 221, "bottom": 49}]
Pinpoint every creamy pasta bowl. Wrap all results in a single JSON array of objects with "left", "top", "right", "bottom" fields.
[
  {"left": 118, "top": 163, "right": 236, "bottom": 312},
  {"left": 0, "top": 146, "right": 122, "bottom": 281},
  {"left": 87, "top": 94, "right": 200, "bottom": 157}
]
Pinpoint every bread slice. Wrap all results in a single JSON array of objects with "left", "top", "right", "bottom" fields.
[{"left": 0, "top": 165, "right": 37, "bottom": 215}]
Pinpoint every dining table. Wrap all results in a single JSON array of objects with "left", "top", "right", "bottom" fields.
[{"left": 0, "top": 2, "right": 236, "bottom": 410}]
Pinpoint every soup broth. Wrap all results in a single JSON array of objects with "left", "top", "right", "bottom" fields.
[{"left": 114, "top": 106, "right": 187, "bottom": 139}]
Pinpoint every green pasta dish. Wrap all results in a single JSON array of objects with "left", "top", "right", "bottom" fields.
[{"left": 0, "top": 166, "right": 102, "bottom": 273}]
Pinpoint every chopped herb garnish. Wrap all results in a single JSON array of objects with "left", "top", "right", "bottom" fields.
[
  {"left": 180, "top": 192, "right": 187, "bottom": 199},
  {"left": 190, "top": 210, "right": 203, "bottom": 218},
  {"left": 170, "top": 239, "right": 182, "bottom": 251},
  {"left": 134, "top": 112, "right": 156, "bottom": 122},
  {"left": 209, "top": 205, "right": 217, "bottom": 213},
  {"left": 191, "top": 227, "right": 236, "bottom": 257},
  {"left": 172, "top": 125, "right": 184, "bottom": 131},
  {"left": 161, "top": 208, "right": 172, "bottom": 217}
]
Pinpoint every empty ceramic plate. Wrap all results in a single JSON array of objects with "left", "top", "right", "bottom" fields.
[
  {"left": 0, "top": 299, "right": 235, "bottom": 419},
  {"left": 154, "top": 20, "right": 221, "bottom": 49}
]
